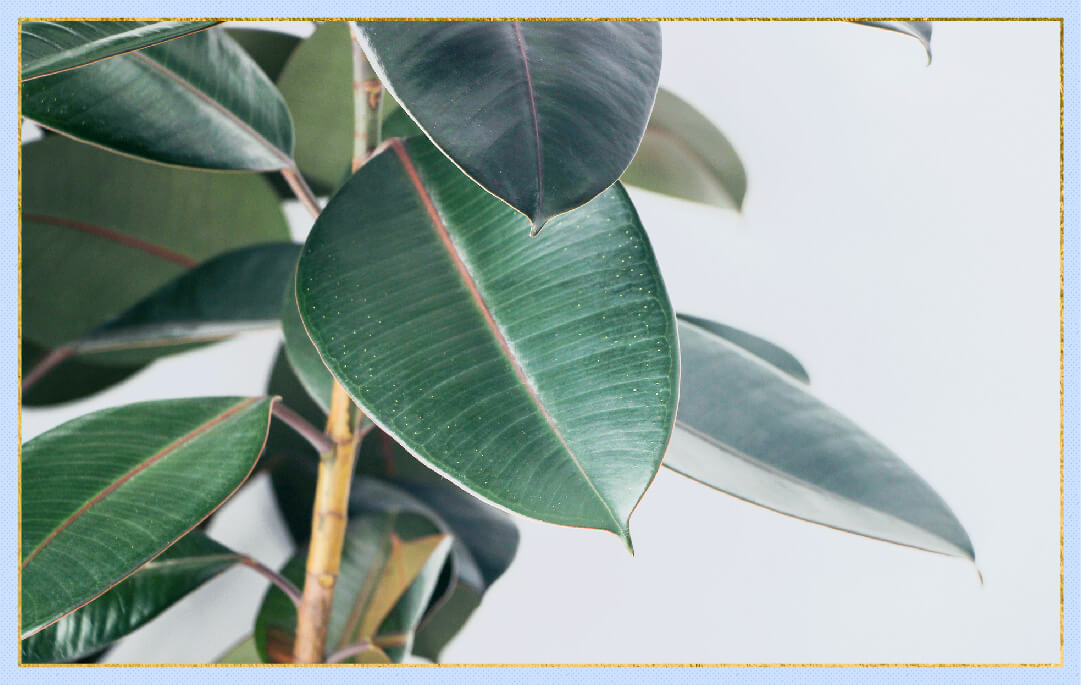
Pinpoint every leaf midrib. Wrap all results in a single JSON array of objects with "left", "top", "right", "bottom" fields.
[{"left": 23, "top": 213, "right": 198, "bottom": 267}]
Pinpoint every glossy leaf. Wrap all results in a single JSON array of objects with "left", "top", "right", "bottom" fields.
[
  {"left": 254, "top": 511, "right": 451, "bottom": 663},
  {"left": 281, "top": 276, "right": 334, "bottom": 415},
  {"left": 74, "top": 243, "right": 301, "bottom": 366},
  {"left": 217, "top": 636, "right": 263, "bottom": 664},
  {"left": 22, "top": 339, "right": 142, "bottom": 408},
  {"left": 277, "top": 22, "right": 354, "bottom": 195},
  {"left": 22, "top": 532, "right": 237, "bottom": 663},
  {"left": 21, "top": 21, "right": 222, "bottom": 80},
  {"left": 355, "top": 21, "right": 662, "bottom": 233},
  {"left": 622, "top": 89, "right": 747, "bottom": 211},
  {"left": 23, "top": 27, "right": 295, "bottom": 170},
  {"left": 21, "top": 397, "right": 276, "bottom": 637},
  {"left": 226, "top": 28, "right": 301, "bottom": 81},
  {"left": 296, "top": 136, "right": 678, "bottom": 542},
  {"left": 677, "top": 314, "right": 809, "bottom": 383},
  {"left": 665, "top": 318, "right": 974, "bottom": 559},
  {"left": 22, "top": 136, "right": 290, "bottom": 352},
  {"left": 854, "top": 21, "right": 933, "bottom": 62}
]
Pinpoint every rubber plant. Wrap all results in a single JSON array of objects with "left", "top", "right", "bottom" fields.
[{"left": 19, "top": 19, "right": 969, "bottom": 665}]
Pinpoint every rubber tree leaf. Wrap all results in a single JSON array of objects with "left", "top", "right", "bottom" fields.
[
  {"left": 74, "top": 243, "right": 301, "bottom": 366},
  {"left": 853, "top": 21, "right": 933, "bottom": 62},
  {"left": 276, "top": 21, "right": 354, "bottom": 195},
  {"left": 22, "top": 339, "right": 142, "bottom": 408},
  {"left": 355, "top": 21, "right": 662, "bottom": 234},
  {"left": 21, "top": 21, "right": 222, "bottom": 81},
  {"left": 226, "top": 28, "right": 301, "bottom": 81},
  {"left": 296, "top": 136, "right": 679, "bottom": 543},
  {"left": 217, "top": 636, "right": 263, "bottom": 664},
  {"left": 622, "top": 89, "right": 747, "bottom": 211},
  {"left": 254, "top": 511, "right": 451, "bottom": 663},
  {"left": 677, "top": 314, "right": 809, "bottom": 383},
  {"left": 20, "top": 396, "right": 276, "bottom": 637},
  {"left": 23, "top": 27, "right": 295, "bottom": 170},
  {"left": 665, "top": 318, "right": 974, "bottom": 560},
  {"left": 281, "top": 276, "right": 334, "bottom": 416},
  {"left": 22, "top": 532, "right": 238, "bottom": 663}
]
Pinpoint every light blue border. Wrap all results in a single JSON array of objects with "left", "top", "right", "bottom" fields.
[{"left": 3, "top": 1, "right": 1077, "bottom": 682}]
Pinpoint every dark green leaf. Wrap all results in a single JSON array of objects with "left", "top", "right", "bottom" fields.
[
  {"left": 23, "top": 27, "right": 294, "bottom": 170},
  {"left": 355, "top": 21, "right": 662, "bottom": 234},
  {"left": 296, "top": 136, "right": 678, "bottom": 543},
  {"left": 622, "top": 89, "right": 747, "bottom": 211},
  {"left": 226, "top": 28, "right": 301, "bottom": 81},
  {"left": 281, "top": 275, "right": 335, "bottom": 416},
  {"left": 75, "top": 243, "right": 301, "bottom": 366},
  {"left": 22, "top": 135, "right": 289, "bottom": 352},
  {"left": 21, "top": 396, "right": 276, "bottom": 637},
  {"left": 21, "top": 21, "right": 222, "bottom": 81},
  {"left": 21, "top": 338, "right": 142, "bottom": 408},
  {"left": 254, "top": 511, "right": 451, "bottom": 663},
  {"left": 854, "top": 21, "right": 933, "bottom": 62},
  {"left": 22, "top": 532, "right": 237, "bottom": 663},
  {"left": 677, "top": 314, "right": 809, "bottom": 383},
  {"left": 665, "top": 318, "right": 974, "bottom": 560}
]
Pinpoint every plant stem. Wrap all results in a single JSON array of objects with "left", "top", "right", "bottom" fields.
[{"left": 289, "top": 23, "right": 385, "bottom": 664}]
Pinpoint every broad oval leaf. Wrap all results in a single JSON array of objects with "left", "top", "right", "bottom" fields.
[
  {"left": 255, "top": 511, "right": 451, "bottom": 663},
  {"left": 854, "top": 21, "right": 933, "bottom": 62},
  {"left": 665, "top": 318, "right": 974, "bottom": 560},
  {"left": 22, "top": 532, "right": 237, "bottom": 663},
  {"left": 622, "top": 89, "right": 747, "bottom": 211},
  {"left": 296, "top": 137, "right": 679, "bottom": 541},
  {"left": 22, "top": 339, "right": 142, "bottom": 408},
  {"left": 20, "top": 396, "right": 276, "bottom": 637},
  {"left": 21, "top": 20, "right": 222, "bottom": 81},
  {"left": 677, "top": 314, "right": 809, "bottom": 383},
  {"left": 281, "top": 277, "right": 334, "bottom": 416},
  {"left": 226, "top": 28, "right": 301, "bottom": 81},
  {"left": 23, "top": 27, "right": 294, "bottom": 170},
  {"left": 355, "top": 21, "right": 662, "bottom": 234}
]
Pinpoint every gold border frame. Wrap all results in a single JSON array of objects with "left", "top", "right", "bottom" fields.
[{"left": 12, "top": 16, "right": 1068, "bottom": 665}]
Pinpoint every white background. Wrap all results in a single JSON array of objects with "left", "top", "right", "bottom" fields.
[{"left": 21, "top": 20, "right": 1062, "bottom": 664}]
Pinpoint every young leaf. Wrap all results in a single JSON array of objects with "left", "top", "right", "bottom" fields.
[
  {"left": 622, "top": 89, "right": 747, "bottom": 211},
  {"left": 21, "top": 21, "right": 222, "bottom": 81},
  {"left": 21, "top": 532, "right": 237, "bottom": 663},
  {"left": 665, "top": 318, "right": 974, "bottom": 560},
  {"left": 296, "top": 137, "right": 679, "bottom": 543},
  {"left": 254, "top": 511, "right": 451, "bottom": 663},
  {"left": 354, "top": 21, "right": 662, "bottom": 234},
  {"left": 20, "top": 397, "right": 276, "bottom": 638},
  {"left": 22, "top": 27, "right": 295, "bottom": 170},
  {"left": 853, "top": 21, "right": 933, "bottom": 62}
]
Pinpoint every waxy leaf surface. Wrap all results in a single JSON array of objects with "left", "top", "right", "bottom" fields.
[
  {"left": 296, "top": 137, "right": 678, "bottom": 541},
  {"left": 666, "top": 318, "right": 973, "bottom": 559},
  {"left": 21, "top": 21, "right": 222, "bottom": 80},
  {"left": 355, "top": 21, "right": 662, "bottom": 233},
  {"left": 22, "top": 532, "right": 237, "bottom": 663},
  {"left": 23, "top": 27, "right": 294, "bottom": 170},
  {"left": 21, "top": 397, "right": 275, "bottom": 637}
]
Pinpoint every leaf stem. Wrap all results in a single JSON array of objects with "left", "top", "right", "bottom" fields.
[
  {"left": 237, "top": 555, "right": 302, "bottom": 607},
  {"left": 323, "top": 639, "right": 373, "bottom": 664},
  {"left": 281, "top": 166, "right": 321, "bottom": 219},
  {"left": 271, "top": 402, "right": 335, "bottom": 454}
]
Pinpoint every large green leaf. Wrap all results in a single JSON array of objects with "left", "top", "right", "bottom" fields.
[
  {"left": 22, "top": 532, "right": 237, "bottom": 663},
  {"left": 254, "top": 511, "right": 451, "bottom": 663},
  {"left": 22, "top": 339, "right": 142, "bottom": 408},
  {"left": 622, "top": 89, "right": 747, "bottom": 211},
  {"left": 281, "top": 277, "right": 334, "bottom": 416},
  {"left": 665, "top": 318, "right": 974, "bottom": 560},
  {"left": 73, "top": 243, "right": 301, "bottom": 367},
  {"left": 355, "top": 21, "right": 662, "bottom": 234},
  {"left": 20, "top": 396, "right": 276, "bottom": 638},
  {"left": 854, "top": 21, "right": 933, "bottom": 62},
  {"left": 23, "top": 27, "right": 294, "bottom": 170},
  {"left": 226, "top": 28, "right": 301, "bottom": 81},
  {"left": 677, "top": 314, "right": 809, "bottom": 383},
  {"left": 21, "top": 21, "right": 222, "bottom": 81},
  {"left": 296, "top": 136, "right": 678, "bottom": 542}
]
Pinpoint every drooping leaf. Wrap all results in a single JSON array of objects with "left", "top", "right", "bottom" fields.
[
  {"left": 23, "top": 27, "right": 295, "bottom": 170},
  {"left": 226, "top": 28, "right": 301, "bottom": 81},
  {"left": 22, "top": 135, "right": 289, "bottom": 376},
  {"left": 276, "top": 21, "right": 355, "bottom": 195},
  {"left": 254, "top": 511, "right": 451, "bottom": 663},
  {"left": 622, "top": 89, "right": 747, "bottom": 211},
  {"left": 665, "top": 318, "right": 974, "bottom": 560},
  {"left": 73, "top": 243, "right": 301, "bottom": 366},
  {"left": 296, "top": 136, "right": 678, "bottom": 542},
  {"left": 22, "top": 532, "right": 237, "bottom": 663},
  {"left": 22, "top": 338, "right": 142, "bottom": 407},
  {"left": 355, "top": 21, "right": 662, "bottom": 234},
  {"left": 217, "top": 636, "right": 263, "bottom": 664},
  {"left": 20, "top": 396, "right": 276, "bottom": 637},
  {"left": 853, "top": 21, "right": 933, "bottom": 62},
  {"left": 677, "top": 314, "right": 808, "bottom": 383},
  {"left": 21, "top": 20, "right": 222, "bottom": 81}
]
